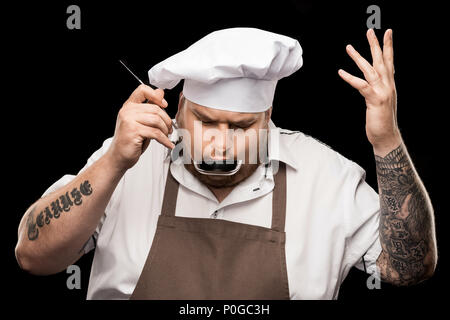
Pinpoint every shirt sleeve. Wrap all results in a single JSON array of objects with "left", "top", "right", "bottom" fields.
[
  {"left": 41, "top": 137, "right": 114, "bottom": 254},
  {"left": 343, "top": 161, "right": 383, "bottom": 277}
]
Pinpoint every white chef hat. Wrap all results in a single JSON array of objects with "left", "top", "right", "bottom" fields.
[{"left": 148, "top": 27, "right": 303, "bottom": 113}]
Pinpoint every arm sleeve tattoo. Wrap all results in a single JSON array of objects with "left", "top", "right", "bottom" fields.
[{"left": 375, "top": 144, "right": 436, "bottom": 286}]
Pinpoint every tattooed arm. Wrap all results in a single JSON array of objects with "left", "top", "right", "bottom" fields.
[
  {"left": 16, "top": 85, "right": 172, "bottom": 275},
  {"left": 338, "top": 29, "right": 437, "bottom": 285},
  {"left": 374, "top": 142, "right": 437, "bottom": 286},
  {"left": 15, "top": 152, "right": 126, "bottom": 275}
]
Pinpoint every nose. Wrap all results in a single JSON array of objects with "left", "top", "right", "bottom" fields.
[{"left": 208, "top": 123, "right": 234, "bottom": 159}]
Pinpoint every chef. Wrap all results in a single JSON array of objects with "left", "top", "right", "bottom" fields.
[{"left": 15, "top": 27, "right": 436, "bottom": 299}]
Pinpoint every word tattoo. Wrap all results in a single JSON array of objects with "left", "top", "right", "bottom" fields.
[
  {"left": 27, "top": 180, "right": 93, "bottom": 241},
  {"left": 375, "top": 145, "right": 432, "bottom": 285}
]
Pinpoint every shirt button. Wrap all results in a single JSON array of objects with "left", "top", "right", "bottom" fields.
[{"left": 212, "top": 210, "right": 218, "bottom": 218}]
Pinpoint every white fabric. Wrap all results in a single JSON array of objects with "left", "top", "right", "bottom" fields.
[
  {"left": 148, "top": 27, "right": 303, "bottom": 112},
  {"left": 41, "top": 120, "right": 382, "bottom": 300}
]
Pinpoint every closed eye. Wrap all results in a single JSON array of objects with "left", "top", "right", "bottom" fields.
[{"left": 232, "top": 121, "right": 255, "bottom": 129}]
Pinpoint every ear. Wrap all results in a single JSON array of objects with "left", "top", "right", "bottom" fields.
[
  {"left": 175, "top": 91, "right": 185, "bottom": 123},
  {"left": 265, "top": 106, "right": 273, "bottom": 121}
]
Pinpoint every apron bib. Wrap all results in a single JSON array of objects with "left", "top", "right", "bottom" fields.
[{"left": 130, "top": 162, "right": 289, "bottom": 299}]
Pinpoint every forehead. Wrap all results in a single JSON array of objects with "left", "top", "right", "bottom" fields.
[{"left": 185, "top": 98, "right": 262, "bottom": 121}]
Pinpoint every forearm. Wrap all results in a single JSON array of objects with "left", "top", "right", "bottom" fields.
[
  {"left": 374, "top": 140, "right": 437, "bottom": 285},
  {"left": 15, "top": 152, "right": 126, "bottom": 275}
]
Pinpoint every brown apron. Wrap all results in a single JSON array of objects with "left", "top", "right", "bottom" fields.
[{"left": 130, "top": 162, "right": 290, "bottom": 300}]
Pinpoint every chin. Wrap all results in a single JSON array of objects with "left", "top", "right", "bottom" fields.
[{"left": 197, "top": 172, "right": 238, "bottom": 188}]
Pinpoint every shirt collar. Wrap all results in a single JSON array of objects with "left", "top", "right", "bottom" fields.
[{"left": 267, "top": 119, "right": 299, "bottom": 170}]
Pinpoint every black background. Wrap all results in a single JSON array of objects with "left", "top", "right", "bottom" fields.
[{"left": 4, "top": 0, "right": 447, "bottom": 314}]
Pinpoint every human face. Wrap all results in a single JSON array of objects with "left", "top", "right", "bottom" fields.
[{"left": 175, "top": 93, "right": 272, "bottom": 187}]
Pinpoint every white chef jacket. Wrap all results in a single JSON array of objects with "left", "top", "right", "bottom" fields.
[{"left": 41, "top": 120, "right": 382, "bottom": 300}]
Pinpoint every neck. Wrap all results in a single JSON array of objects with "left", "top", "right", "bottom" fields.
[
  {"left": 207, "top": 185, "right": 235, "bottom": 203},
  {"left": 183, "top": 161, "right": 261, "bottom": 204}
]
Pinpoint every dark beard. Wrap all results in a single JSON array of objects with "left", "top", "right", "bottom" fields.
[{"left": 184, "top": 162, "right": 260, "bottom": 188}]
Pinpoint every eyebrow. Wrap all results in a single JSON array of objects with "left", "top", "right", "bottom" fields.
[
  {"left": 192, "top": 109, "right": 257, "bottom": 126},
  {"left": 192, "top": 109, "right": 213, "bottom": 121}
]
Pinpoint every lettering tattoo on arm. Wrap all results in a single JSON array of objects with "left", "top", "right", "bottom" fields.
[
  {"left": 26, "top": 180, "right": 93, "bottom": 241},
  {"left": 375, "top": 145, "right": 434, "bottom": 286}
]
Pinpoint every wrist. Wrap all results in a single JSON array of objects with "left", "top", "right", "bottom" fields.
[
  {"left": 100, "top": 151, "right": 128, "bottom": 179},
  {"left": 372, "top": 134, "right": 403, "bottom": 157}
]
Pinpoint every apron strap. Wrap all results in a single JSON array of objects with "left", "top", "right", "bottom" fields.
[
  {"left": 161, "top": 162, "right": 180, "bottom": 217},
  {"left": 271, "top": 161, "right": 287, "bottom": 232}
]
